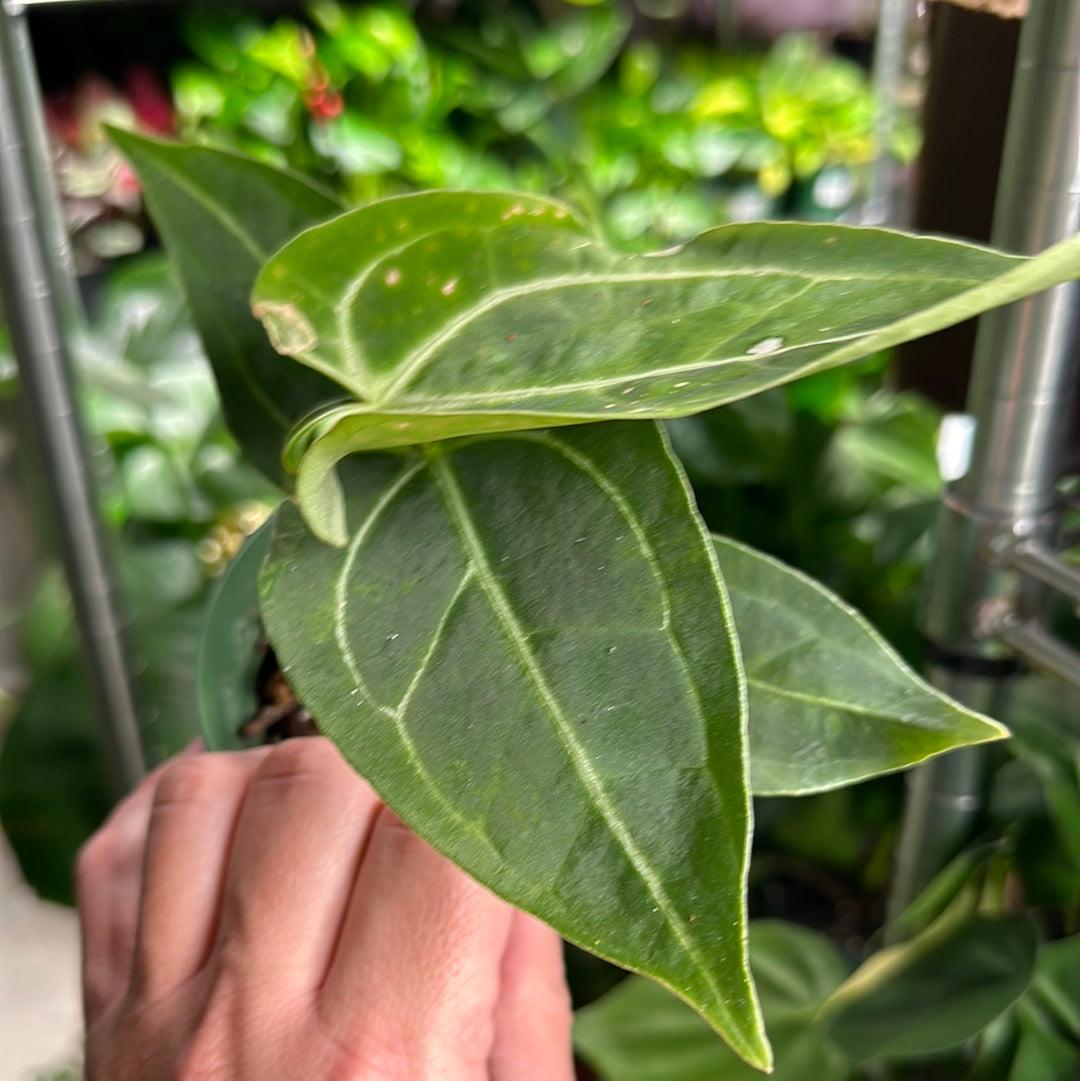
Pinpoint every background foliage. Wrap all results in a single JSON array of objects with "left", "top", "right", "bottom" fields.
[{"left": 170, "top": 2, "right": 916, "bottom": 245}]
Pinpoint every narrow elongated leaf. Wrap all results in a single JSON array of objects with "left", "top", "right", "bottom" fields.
[
  {"left": 258, "top": 421, "right": 769, "bottom": 1069},
  {"left": 250, "top": 190, "right": 1080, "bottom": 542},
  {"left": 710, "top": 536, "right": 1008, "bottom": 795},
  {"left": 112, "top": 131, "right": 345, "bottom": 481},
  {"left": 574, "top": 921, "right": 851, "bottom": 1081},
  {"left": 820, "top": 910, "right": 1037, "bottom": 1062}
]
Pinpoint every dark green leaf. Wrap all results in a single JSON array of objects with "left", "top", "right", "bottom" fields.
[
  {"left": 884, "top": 845, "right": 995, "bottom": 944},
  {"left": 111, "top": 131, "right": 345, "bottom": 481},
  {"left": 573, "top": 920, "right": 851, "bottom": 1081},
  {"left": 821, "top": 911, "right": 1037, "bottom": 1062},
  {"left": 1030, "top": 935, "right": 1080, "bottom": 1042},
  {"left": 259, "top": 421, "right": 768, "bottom": 1068},
  {"left": 0, "top": 658, "right": 112, "bottom": 904},
  {"left": 249, "top": 190, "right": 1080, "bottom": 543},
  {"left": 711, "top": 535, "right": 1006, "bottom": 795},
  {"left": 197, "top": 518, "right": 277, "bottom": 751},
  {"left": 967, "top": 1012, "right": 1021, "bottom": 1081},
  {"left": 1007, "top": 1001, "right": 1080, "bottom": 1081}
]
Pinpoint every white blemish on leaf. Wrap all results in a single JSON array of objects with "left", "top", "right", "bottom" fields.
[
  {"left": 441, "top": 277, "right": 459, "bottom": 296},
  {"left": 384, "top": 268, "right": 402, "bottom": 286},
  {"left": 252, "top": 301, "right": 317, "bottom": 356},
  {"left": 747, "top": 336, "right": 784, "bottom": 355},
  {"left": 643, "top": 242, "right": 686, "bottom": 258},
  {"left": 674, "top": 381, "right": 690, "bottom": 388}
]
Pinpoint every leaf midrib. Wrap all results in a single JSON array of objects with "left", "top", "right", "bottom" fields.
[
  {"left": 142, "top": 150, "right": 268, "bottom": 263},
  {"left": 331, "top": 460, "right": 504, "bottom": 862},
  {"left": 362, "top": 267, "right": 986, "bottom": 405},
  {"left": 426, "top": 444, "right": 731, "bottom": 1015},
  {"left": 136, "top": 151, "right": 300, "bottom": 431},
  {"left": 746, "top": 676, "right": 918, "bottom": 722}
]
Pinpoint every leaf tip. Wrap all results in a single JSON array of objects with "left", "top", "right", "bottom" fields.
[
  {"left": 702, "top": 986, "right": 773, "bottom": 1074},
  {"left": 737, "top": 1027, "right": 774, "bottom": 1074}
]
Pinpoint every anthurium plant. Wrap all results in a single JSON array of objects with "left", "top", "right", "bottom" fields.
[{"left": 114, "top": 128, "right": 1080, "bottom": 1071}]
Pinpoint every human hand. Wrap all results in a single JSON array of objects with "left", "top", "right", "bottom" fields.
[{"left": 77, "top": 738, "right": 574, "bottom": 1080}]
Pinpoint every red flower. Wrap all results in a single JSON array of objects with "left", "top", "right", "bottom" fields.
[
  {"left": 124, "top": 65, "right": 174, "bottom": 136},
  {"left": 304, "top": 87, "right": 344, "bottom": 122}
]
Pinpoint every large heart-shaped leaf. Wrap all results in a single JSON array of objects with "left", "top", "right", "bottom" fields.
[
  {"left": 112, "top": 130, "right": 345, "bottom": 481},
  {"left": 710, "top": 535, "right": 1008, "bottom": 795},
  {"left": 258, "top": 421, "right": 769, "bottom": 1069},
  {"left": 250, "top": 190, "right": 1080, "bottom": 543},
  {"left": 573, "top": 920, "right": 852, "bottom": 1081}
]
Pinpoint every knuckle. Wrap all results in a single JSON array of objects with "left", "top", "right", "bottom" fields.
[
  {"left": 76, "top": 829, "right": 115, "bottom": 885},
  {"left": 158, "top": 761, "right": 211, "bottom": 811},
  {"left": 152, "top": 754, "right": 239, "bottom": 814},
  {"left": 253, "top": 736, "right": 343, "bottom": 789}
]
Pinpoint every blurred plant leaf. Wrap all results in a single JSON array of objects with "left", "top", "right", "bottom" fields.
[
  {"left": 820, "top": 909, "right": 1038, "bottom": 1062},
  {"left": 1005, "top": 675, "right": 1080, "bottom": 874},
  {"left": 885, "top": 845, "right": 995, "bottom": 944},
  {"left": 574, "top": 920, "right": 851, "bottom": 1081},
  {"left": 825, "top": 390, "right": 942, "bottom": 501},
  {"left": 111, "top": 130, "right": 345, "bottom": 482},
  {"left": 1006, "top": 1001, "right": 1080, "bottom": 1081},
  {"left": 197, "top": 517, "right": 276, "bottom": 752},
  {"left": 0, "top": 657, "right": 112, "bottom": 905},
  {"left": 1029, "top": 935, "right": 1080, "bottom": 1042}
]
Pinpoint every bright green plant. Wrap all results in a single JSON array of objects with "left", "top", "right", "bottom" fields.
[
  {"left": 171, "top": 3, "right": 914, "bottom": 244},
  {"left": 113, "top": 127, "right": 1080, "bottom": 1069}
]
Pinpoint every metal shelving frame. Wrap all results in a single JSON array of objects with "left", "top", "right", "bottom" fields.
[
  {"left": 0, "top": 0, "right": 144, "bottom": 793},
  {"left": 890, "top": 0, "right": 1080, "bottom": 919}
]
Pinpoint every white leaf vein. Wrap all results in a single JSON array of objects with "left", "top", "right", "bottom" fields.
[
  {"left": 333, "top": 462, "right": 502, "bottom": 857},
  {"left": 428, "top": 447, "right": 728, "bottom": 1007},
  {"left": 363, "top": 268, "right": 984, "bottom": 403}
]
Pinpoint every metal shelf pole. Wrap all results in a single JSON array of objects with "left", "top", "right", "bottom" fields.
[
  {"left": 889, "top": 0, "right": 1080, "bottom": 924},
  {"left": 0, "top": 1, "right": 145, "bottom": 792}
]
